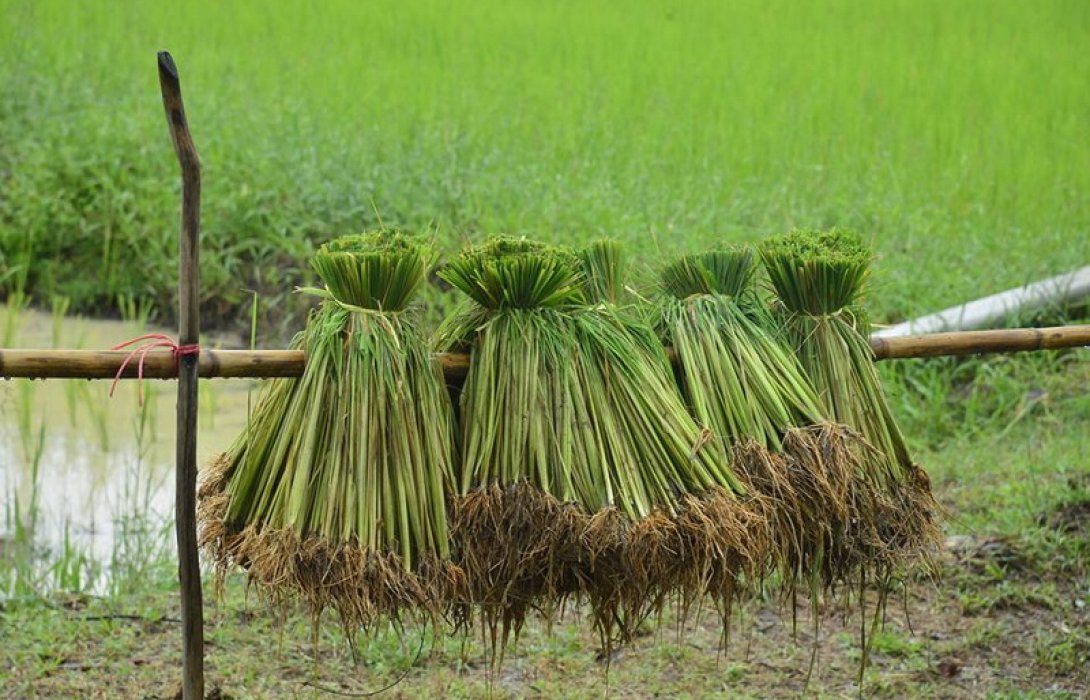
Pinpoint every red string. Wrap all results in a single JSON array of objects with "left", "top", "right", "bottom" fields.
[{"left": 109, "top": 333, "right": 200, "bottom": 405}]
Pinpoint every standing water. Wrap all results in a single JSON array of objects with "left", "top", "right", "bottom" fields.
[{"left": 0, "top": 302, "right": 258, "bottom": 594}]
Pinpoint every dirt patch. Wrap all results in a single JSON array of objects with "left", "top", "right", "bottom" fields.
[
  {"left": 4, "top": 546, "right": 1088, "bottom": 699},
  {"left": 1042, "top": 499, "right": 1090, "bottom": 534}
]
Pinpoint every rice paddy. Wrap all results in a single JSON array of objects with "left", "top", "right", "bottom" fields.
[{"left": 1, "top": 0, "right": 1089, "bottom": 333}]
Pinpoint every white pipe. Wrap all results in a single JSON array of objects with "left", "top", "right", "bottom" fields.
[{"left": 872, "top": 266, "right": 1090, "bottom": 338}]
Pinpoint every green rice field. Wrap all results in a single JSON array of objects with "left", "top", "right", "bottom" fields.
[{"left": 1, "top": 0, "right": 1089, "bottom": 332}]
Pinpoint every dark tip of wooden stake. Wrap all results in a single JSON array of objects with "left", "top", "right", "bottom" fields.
[{"left": 158, "top": 51, "right": 180, "bottom": 86}]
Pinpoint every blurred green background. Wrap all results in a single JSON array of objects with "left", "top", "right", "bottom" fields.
[{"left": 1, "top": 0, "right": 1088, "bottom": 333}]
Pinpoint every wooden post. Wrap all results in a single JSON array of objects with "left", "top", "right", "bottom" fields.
[{"left": 158, "top": 51, "right": 204, "bottom": 700}]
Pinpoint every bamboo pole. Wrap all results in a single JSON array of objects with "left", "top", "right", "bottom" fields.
[
  {"left": 0, "top": 325, "right": 1087, "bottom": 381},
  {"left": 0, "top": 349, "right": 307, "bottom": 379},
  {"left": 158, "top": 51, "right": 204, "bottom": 700},
  {"left": 868, "top": 325, "right": 1090, "bottom": 360}
]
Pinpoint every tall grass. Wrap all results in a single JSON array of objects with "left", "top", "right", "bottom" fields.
[{"left": 1, "top": 0, "right": 1088, "bottom": 334}]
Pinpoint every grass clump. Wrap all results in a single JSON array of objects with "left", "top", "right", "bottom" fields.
[
  {"left": 437, "top": 236, "right": 761, "bottom": 657},
  {"left": 197, "top": 230, "right": 463, "bottom": 632}
]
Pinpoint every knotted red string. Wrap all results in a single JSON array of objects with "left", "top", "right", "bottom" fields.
[{"left": 109, "top": 333, "right": 200, "bottom": 405}]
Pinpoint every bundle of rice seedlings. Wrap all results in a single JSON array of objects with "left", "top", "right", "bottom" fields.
[
  {"left": 759, "top": 229, "right": 941, "bottom": 655},
  {"left": 576, "top": 240, "right": 768, "bottom": 644},
  {"left": 437, "top": 236, "right": 761, "bottom": 655},
  {"left": 654, "top": 246, "right": 863, "bottom": 608},
  {"left": 658, "top": 246, "right": 827, "bottom": 448},
  {"left": 198, "top": 230, "right": 463, "bottom": 632}
]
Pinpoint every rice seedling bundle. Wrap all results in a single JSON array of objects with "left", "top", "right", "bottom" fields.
[
  {"left": 654, "top": 246, "right": 866, "bottom": 603},
  {"left": 198, "top": 231, "right": 462, "bottom": 630},
  {"left": 437, "top": 236, "right": 762, "bottom": 651},
  {"left": 758, "top": 229, "right": 940, "bottom": 579},
  {"left": 576, "top": 240, "right": 771, "bottom": 641},
  {"left": 657, "top": 246, "right": 827, "bottom": 448}
]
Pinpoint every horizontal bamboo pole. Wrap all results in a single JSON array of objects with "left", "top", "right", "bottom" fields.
[
  {"left": 868, "top": 325, "right": 1090, "bottom": 360},
  {"left": 0, "top": 325, "right": 1087, "bottom": 381},
  {"left": 0, "top": 349, "right": 304, "bottom": 380},
  {"left": 0, "top": 348, "right": 466, "bottom": 380}
]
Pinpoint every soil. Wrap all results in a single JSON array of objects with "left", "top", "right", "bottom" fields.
[{"left": 4, "top": 536, "right": 1087, "bottom": 699}]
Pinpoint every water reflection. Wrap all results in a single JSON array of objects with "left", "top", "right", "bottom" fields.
[{"left": 0, "top": 304, "right": 257, "bottom": 568}]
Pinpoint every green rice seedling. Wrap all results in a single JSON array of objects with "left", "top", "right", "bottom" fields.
[
  {"left": 198, "top": 230, "right": 463, "bottom": 632},
  {"left": 577, "top": 239, "right": 771, "bottom": 644},
  {"left": 654, "top": 246, "right": 866, "bottom": 616},
  {"left": 658, "top": 247, "right": 826, "bottom": 449},
  {"left": 439, "top": 236, "right": 762, "bottom": 657},
  {"left": 49, "top": 295, "right": 70, "bottom": 348},
  {"left": 577, "top": 238, "right": 626, "bottom": 306},
  {"left": 1, "top": 290, "right": 28, "bottom": 347},
  {"left": 760, "top": 228, "right": 941, "bottom": 674}
]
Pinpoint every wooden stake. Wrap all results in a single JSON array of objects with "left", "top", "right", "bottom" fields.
[{"left": 158, "top": 51, "right": 204, "bottom": 700}]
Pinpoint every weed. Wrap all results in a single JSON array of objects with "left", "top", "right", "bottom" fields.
[
  {"left": 1034, "top": 629, "right": 1090, "bottom": 676},
  {"left": 868, "top": 630, "right": 924, "bottom": 659}
]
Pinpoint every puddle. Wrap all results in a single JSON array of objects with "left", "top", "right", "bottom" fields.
[{"left": 0, "top": 303, "right": 261, "bottom": 569}]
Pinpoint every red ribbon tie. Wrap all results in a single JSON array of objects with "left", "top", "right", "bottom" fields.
[{"left": 109, "top": 333, "right": 200, "bottom": 405}]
